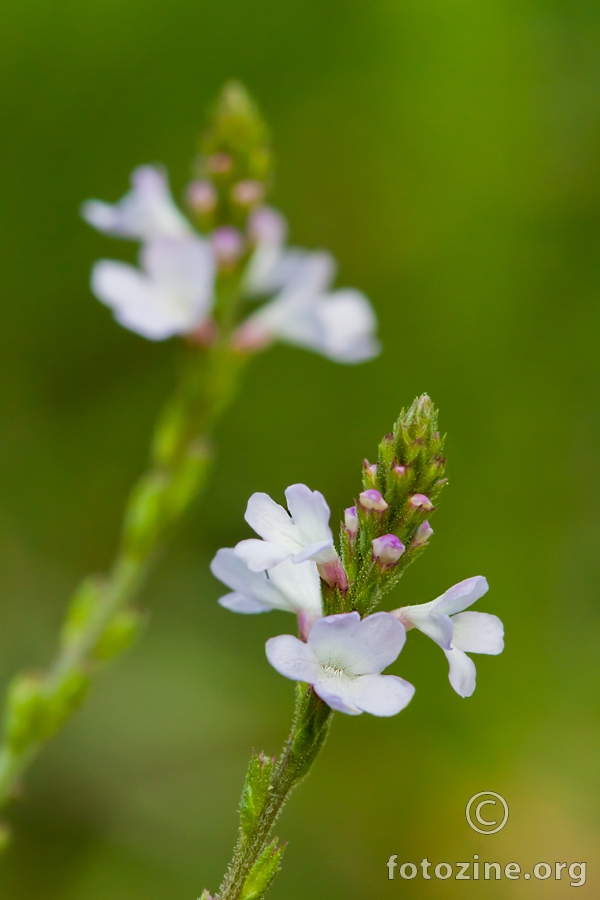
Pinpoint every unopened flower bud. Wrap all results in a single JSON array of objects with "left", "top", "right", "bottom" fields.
[
  {"left": 409, "top": 493, "right": 434, "bottom": 510},
  {"left": 207, "top": 151, "right": 233, "bottom": 174},
  {"left": 393, "top": 464, "right": 408, "bottom": 478},
  {"left": 344, "top": 506, "right": 359, "bottom": 535},
  {"left": 359, "top": 489, "right": 388, "bottom": 511},
  {"left": 211, "top": 226, "right": 244, "bottom": 267},
  {"left": 248, "top": 205, "right": 287, "bottom": 246},
  {"left": 372, "top": 534, "right": 405, "bottom": 566},
  {"left": 232, "top": 179, "right": 265, "bottom": 206},
  {"left": 186, "top": 180, "right": 218, "bottom": 213},
  {"left": 411, "top": 520, "right": 433, "bottom": 547}
]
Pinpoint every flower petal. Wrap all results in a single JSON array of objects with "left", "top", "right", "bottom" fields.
[
  {"left": 346, "top": 673, "right": 415, "bottom": 716},
  {"left": 314, "top": 290, "right": 380, "bottom": 363},
  {"left": 218, "top": 592, "right": 272, "bottom": 614},
  {"left": 291, "top": 540, "right": 335, "bottom": 564},
  {"left": 244, "top": 492, "right": 301, "bottom": 550},
  {"left": 82, "top": 165, "right": 192, "bottom": 240},
  {"left": 285, "top": 484, "right": 333, "bottom": 547},
  {"left": 398, "top": 607, "right": 454, "bottom": 650},
  {"left": 266, "top": 635, "right": 320, "bottom": 682},
  {"left": 91, "top": 260, "right": 182, "bottom": 340},
  {"left": 444, "top": 647, "right": 477, "bottom": 697},
  {"left": 430, "top": 576, "right": 489, "bottom": 616},
  {"left": 308, "top": 612, "right": 405, "bottom": 675},
  {"left": 312, "top": 679, "right": 363, "bottom": 715},
  {"left": 267, "top": 559, "right": 323, "bottom": 617},
  {"left": 451, "top": 612, "right": 504, "bottom": 655},
  {"left": 234, "top": 539, "right": 293, "bottom": 572},
  {"left": 140, "top": 236, "right": 215, "bottom": 327}
]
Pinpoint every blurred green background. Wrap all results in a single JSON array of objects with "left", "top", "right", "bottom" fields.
[{"left": 1, "top": 0, "right": 599, "bottom": 896}]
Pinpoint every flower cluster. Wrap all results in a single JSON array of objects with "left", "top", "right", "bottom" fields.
[
  {"left": 211, "top": 396, "right": 504, "bottom": 712},
  {"left": 82, "top": 83, "right": 379, "bottom": 364}
]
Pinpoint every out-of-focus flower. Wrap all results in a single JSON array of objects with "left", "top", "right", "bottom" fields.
[
  {"left": 237, "top": 251, "right": 379, "bottom": 363},
  {"left": 91, "top": 236, "right": 214, "bottom": 340},
  {"left": 82, "top": 166, "right": 192, "bottom": 241},
  {"left": 210, "top": 549, "right": 322, "bottom": 637},
  {"left": 266, "top": 611, "right": 414, "bottom": 716},
  {"left": 392, "top": 576, "right": 504, "bottom": 698}
]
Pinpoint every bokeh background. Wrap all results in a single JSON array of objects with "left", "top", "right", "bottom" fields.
[{"left": 1, "top": 0, "right": 599, "bottom": 896}]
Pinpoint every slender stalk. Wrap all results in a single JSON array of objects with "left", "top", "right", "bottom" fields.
[
  {"left": 0, "top": 339, "right": 247, "bottom": 817},
  {"left": 216, "top": 687, "right": 333, "bottom": 900}
]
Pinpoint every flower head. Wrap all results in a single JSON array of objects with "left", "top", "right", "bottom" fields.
[
  {"left": 82, "top": 166, "right": 192, "bottom": 241},
  {"left": 392, "top": 576, "right": 504, "bottom": 698},
  {"left": 234, "top": 483, "right": 336, "bottom": 568},
  {"left": 266, "top": 611, "right": 415, "bottom": 716},
  {"left": 91, "top": 236, "right": 215, "bottom": 340}
]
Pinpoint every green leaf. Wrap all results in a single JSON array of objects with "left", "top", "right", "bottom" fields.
[
  {"left": 240, "top": 840, "right": 285, "bottom": 900},
  {"left": 239, "top": 752, "right": 274, "bottom": 840}
]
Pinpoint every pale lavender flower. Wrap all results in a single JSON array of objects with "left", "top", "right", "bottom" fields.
[
  {"left": 392, "top": 577, "right": 504, "bottom": 698},
  {"left": 91, "top": 236, "right": 215, "bottom": 340},
  {"left": 82, "top": 166, "right": 192, "bottom": 241},
  {"left": 234, "top": 483, "right": 339, "bottom": 575},
  {"left": 266, "top": 611, "right": 415, "bottom": 716},
  {"left": 210, "top": 550, "right": 322, "bottom": 638}
]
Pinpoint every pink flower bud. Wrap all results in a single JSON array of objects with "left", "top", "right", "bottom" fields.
[
  {"left": 409, "top": 493, "right": 434, "bottom": 510},
  {"left": 411, "top": 520, "right": 433, "bottom": 547},
  {"left": 211, "top": 226, "right": 244, "bottom": 267},
  {"left": 207, "top": 152, "right": 233, "bottom": 174},
  {"left": 372, "top": 534, "right": 405, "bottom": 566},
  {"left": 248, "top": 205, "right": 288, "bottom": 246},
  {"left": 344, "top": 506, "right": 359, "bottom": 535},
  {"left": 359, "top": 489, "right": 389, "bottom": 511},
  {"left": 231, "top": 179, "right": 265, "bottom": 206},
  {"left": 186, "top": 180, "right": 218, "bottom": 213},
  {"left": 393, "top": 464, "right": 408, "bottom": 477}
]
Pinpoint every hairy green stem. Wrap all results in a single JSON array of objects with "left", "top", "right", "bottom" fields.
[
  {"left": 0, "top": 340, "right": 246, "bottom": 818},
  {"left": 217, "top": 687, "right": 333, "bottom": 900}
]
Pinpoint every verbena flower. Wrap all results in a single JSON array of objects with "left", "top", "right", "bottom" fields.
[
  {"left": 233, "top": 483, "right": 348, "bottom": 590},
  {"left": 237, "top": 242, "right": 379, "bottom": 363},
  {"left": 82, "top": 165, "right": 192, "bottom": 241},
  {"left": 210, "top": 549, "right": 322, "bottom": 638},
  {"left": 91, "top": 236, "right": 215, "bottom": 340},
  {"left": 392, "top": 576, "right": 504, "bottom": 697},
  {"left": 266, "top": 611, "right": 414, "bottom": 716}
]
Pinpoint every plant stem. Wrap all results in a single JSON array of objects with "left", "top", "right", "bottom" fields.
[
  {"left": 217, "top": 687, "right": 333, "bottom": 900},
  {"left": 0, "top": 340, "right": 247, "bottom": 817}
]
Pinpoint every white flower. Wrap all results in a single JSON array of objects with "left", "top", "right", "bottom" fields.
[
  {"left": 266, "top": 611, "right": 415, "bottom": 716},
  {"left": 240, "top": 208, "right": 380, "bottom": 364},
  {"left": 91, "top": 236, "right": 215, "bottom": 340},
  {"left": 234, "top": 483, "right": 337, "bottom": 572},
  {"left": 393, "top": 576, "right": 504, "bottom": 698},
  {"left": 238, "top": 250, "right": 379, "bottom": 364},
  {"left": 82, "top": 165, "right": 192, "bottom": 241},
  {"left": 210, "top": 549, "right": 322, "bottom": 636}
]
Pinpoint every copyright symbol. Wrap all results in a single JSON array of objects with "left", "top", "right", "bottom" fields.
[{"left": 466, "top": 792, "right": 509, "bottom": 835}]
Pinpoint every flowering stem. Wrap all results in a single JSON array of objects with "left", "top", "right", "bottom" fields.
[
  {"left": 216, "top": 686, "right": 333, "bottom": 900},
  {"left": 0, "top": 340, "right": 247, "bottom": 824}
]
